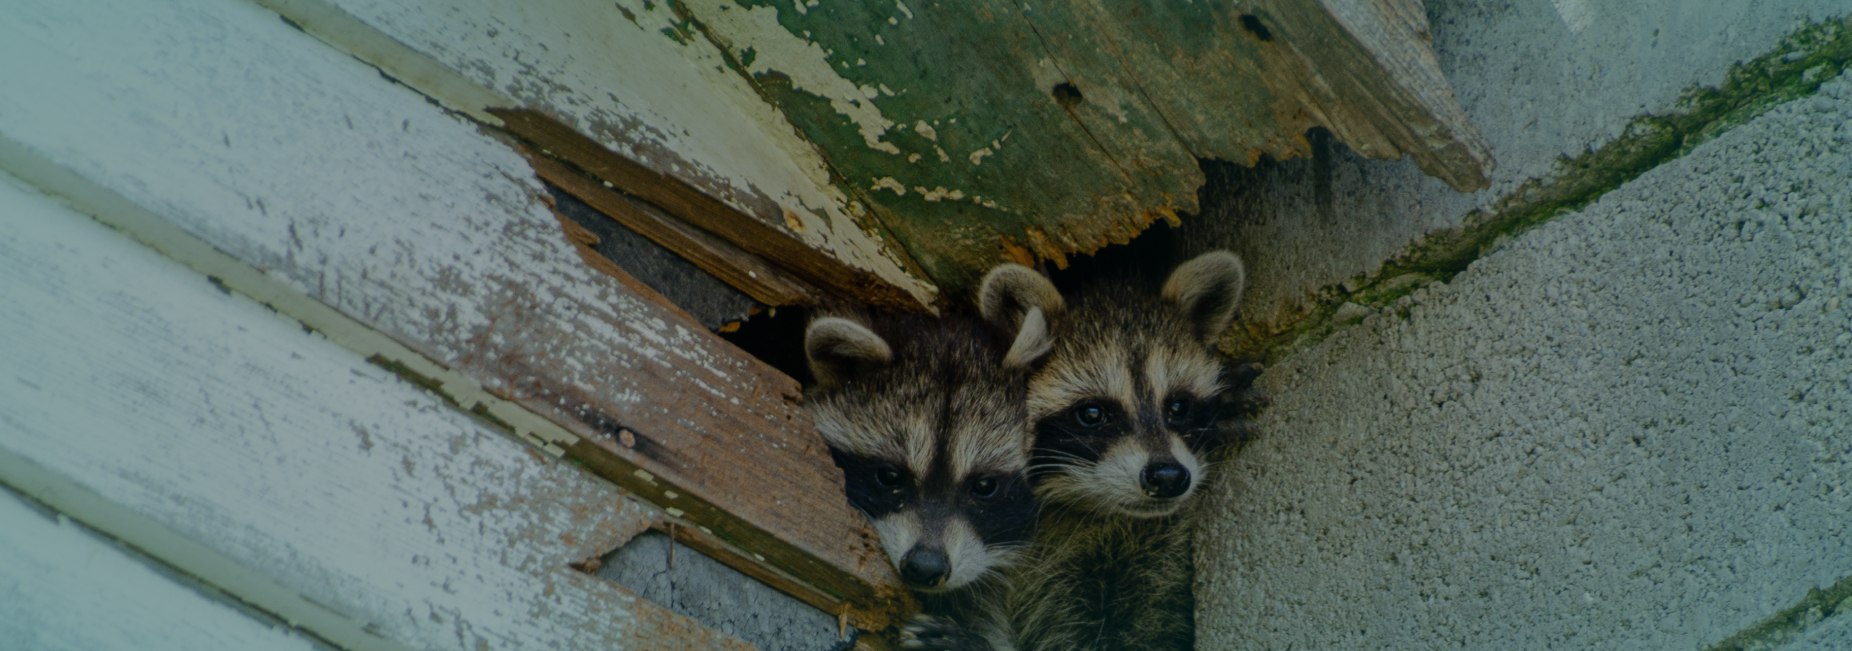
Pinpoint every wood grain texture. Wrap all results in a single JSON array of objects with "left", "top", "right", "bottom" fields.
[
  {"left": 0, "top": 0, "right": 906, "bottom": 626},
  {"left": 256, "top": 0, "right": 938, "bottom": 310},
  {"left": 0, "top": 174, "right": 749, "bottom": 651}
]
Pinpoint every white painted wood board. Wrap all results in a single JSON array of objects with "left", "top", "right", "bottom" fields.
[
  {"left": 0, "top": 0, "right": 898, "bottom": 607},
  {"left": 0, "top": 173, "right": 750, "bottom": 651},
  {"left": 255, "top": 0, "right": 935, "bottom": 305},
  {"left": 0, "top": 487, "right": 331, "bottom": 651}
]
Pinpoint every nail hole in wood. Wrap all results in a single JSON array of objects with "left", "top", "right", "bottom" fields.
[
  {"left": 1052, "top": 82, "right": 1084, "bottom": 108},
  {"left": 1239, "top": 14, "right": 1273, "bottom": 42}
]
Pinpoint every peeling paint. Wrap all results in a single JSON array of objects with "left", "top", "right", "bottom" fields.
[
  {"left": 681, "top": 0, "right": 902, "bottom": 155},
  {"left": 871, "top": 177, "right": 907, "bottom": 195},
  {"left": 912, "top": 186, "right": 966, "bottom": 202}
]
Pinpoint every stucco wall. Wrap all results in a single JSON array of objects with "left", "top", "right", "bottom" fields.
[{"left": 1190, "top": 3, "right": 1852, "bottom": 649}]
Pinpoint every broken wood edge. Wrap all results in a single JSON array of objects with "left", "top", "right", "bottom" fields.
[
  {"left": 0, "top": 135, "right": 912, "bottom": 636},
  {"left": 492, "top": 108, "right": 935, "bottom": 313},
  {"left": 642, "top": 514, "right": 917, "bottom": 632},
  {"left": 527, "top": 148, "right": 823, "bottom": 308},
  {"left": 564, "top": 438, "right": 913, "bottom": 632},
  {"left": 1266, "top": 0, "right": 1494, "bottom": 191},
  {"left": 549, "top": 203, "right": 713, "bottom": 326}
]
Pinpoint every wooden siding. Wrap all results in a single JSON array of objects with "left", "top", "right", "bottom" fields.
[
  {"left": 256, "top": 0, "right": 1489, "bottom": 293},
  {"left": 0, "top": 0, "right": 907, "bottom": 629},
  {"left": 0, "top": 488, "right": 331, "bottom": 651},
  {"left": 0, "top": 173, "right": 751, "bottom": 650},
  {"left": 254, "top": 0, "right": 938, "bottom": 309}
]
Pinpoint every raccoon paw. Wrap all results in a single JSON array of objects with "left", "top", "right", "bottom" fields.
[{"left": 898, "top": 614, "right": 993, "bottom": 651}]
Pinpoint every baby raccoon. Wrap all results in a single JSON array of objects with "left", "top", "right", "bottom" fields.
[
  {"left": 1027, "top": 250, "right": 1250, "bottom": 519},
  {"left": 947, "top": 250, "right": 1263, "bottom": 651},
  {"left": 804, "top": 265, "right": 1063, "bottom": 596}
]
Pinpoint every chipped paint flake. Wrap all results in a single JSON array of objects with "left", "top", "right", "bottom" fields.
[
  {"left": 968, "top": 147, "right": 993, "bottom": 165},
  {"left": 894, "top": 0, "right": 914, "bottom": 20},
  {"left": 914, "top": 120, "right": 938, "bottom": 141},
  {"left": 871, "top": 177, "right": 907, "bottom": 195},
  {"left": 912, "top": 186, "right": 967, "bottom": 202}
]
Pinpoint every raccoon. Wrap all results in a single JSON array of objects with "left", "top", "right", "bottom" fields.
[
  {"left": 803, "top": 265, "right": 1064, "bottom": 600},
  {"left": 926, "top": 250, "right": 1264, "bottom": 651}
]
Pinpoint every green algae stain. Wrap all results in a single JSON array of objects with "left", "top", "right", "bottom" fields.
[
  {"left": 1705, "top": 572, "right": 1852, "bottom": 651},
  {"left": 1230, "top": 17, "right": 1852, "bottom": 365}
]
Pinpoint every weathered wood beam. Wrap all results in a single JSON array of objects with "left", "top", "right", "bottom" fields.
[
  {"left": 674, "top": 0, "right": 1492, "bottom": 287},
  {"left": 0, "top": 0, "right": 908, "bottom": 628},
  {"left": 0, "top": 173, "right": 751, "bottom": 651},
  {"left": 251, "top": 0, "right": 938, "bottom": 311}
]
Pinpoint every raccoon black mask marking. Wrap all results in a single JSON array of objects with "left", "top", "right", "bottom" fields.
[
  {"left": 805, "top": 265, "right": 1062, "bottom": 593},
  {"left": 1027, "top": 250, "right": 1247, "bottom": 518}
]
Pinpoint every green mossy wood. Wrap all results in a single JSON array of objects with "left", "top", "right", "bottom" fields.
[{"left": 675, "top": 0, "right": 1492, "bottom": 290}]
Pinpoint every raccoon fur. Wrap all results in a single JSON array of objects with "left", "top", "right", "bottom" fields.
[
  {"left": 916, "top": 251, "right": 1265, "bottom": 651},
  {"left": 804, "top": 265, "right": 1064, "bottom": 600}
]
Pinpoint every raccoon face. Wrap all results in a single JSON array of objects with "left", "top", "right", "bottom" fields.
[
  {"left": 805, "top": 265, "right": 1062, "bottom": 592},
  {"left": 1027, "top": 251, "right": 1245, "bottom": 519}
]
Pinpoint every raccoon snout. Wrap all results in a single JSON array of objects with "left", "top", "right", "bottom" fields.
[
  {"left": 1140, "top": 462, "right": 1192, "bottom": 499},
  {"left": 899, "top": 546, "right": 952, "bottom": 588}
]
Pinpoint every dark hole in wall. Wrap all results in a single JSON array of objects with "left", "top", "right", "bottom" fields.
[
  {"left": 719, "top": 131, "right": 1317, "bottom": 386},
  {"left": 1052, "top": 81, "right": 1084, "bottom": 108},
  {"left": 717, "top": 304, "right": 815, "bottom": 385},
  {"left": 1239, "top": 14, "right": 1274, "bottom": 41},
  {"left": 591, "top": 531, "right": 857, "bottom": 651},
  {"left": 547, "top": 183, "right": 758, "bottom": 329}
]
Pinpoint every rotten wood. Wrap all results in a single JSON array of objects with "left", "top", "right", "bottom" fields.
[
  {"left": 0, "top": 0, "right": 909, "bottom": 629},
  {"left": 528, "top": 149, "right": 822, "bottom": 308},
  {"left": 256, "top": 0, "right": 939, "bottom": 310},
  {"left": 672, "top": 0, "right": 1493, "bottom": 287},
  {"left": 257, "top": 0, "right": 1488, "bottom": 295},
  {"left": 498, "top": 108, "right": 926, "bottom": 311}
]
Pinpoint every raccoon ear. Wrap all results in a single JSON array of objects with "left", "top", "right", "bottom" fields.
[
  {"left": 1002, "top": 306, "right": 1055, "bottom": 369},
  {"left": 977, "top": 264, "right": 1064, "bottom": 368},
  {"left": 805, "top": 317, "right": 893, "bottom": 387},
  {"left": 1161, "top": 251, "right": 1246, "bottom": 344}
]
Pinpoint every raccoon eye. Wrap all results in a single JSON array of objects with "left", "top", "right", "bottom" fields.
[
  {"left": 1073, "top": 402, "right": 1108, "bottom": 427},
  {"left": 970, "top": 477, "right": 999, "bottom": 498},
  {"left": 1164, "top": 397, "right": 1193, "bottom": 424},
  {"left": 874, "top": 465, "right": 905, "bottom": 489}
]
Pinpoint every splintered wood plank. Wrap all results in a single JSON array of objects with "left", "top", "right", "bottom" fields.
[
  {"left": 0, "top": 488, "right": 331, "bottom": 651},
  {"left": 253, "top": 0, "right": 937, "bottom": 310},
  {"left": 673, "top": 0, "right": 1493, "bottom": 286},
  {"left": 0, "top": 0, "right": 906, "bottom": 627},
  {"left": 523, "top": 143, "right": 823, "bottom": 308},
  {"left": 0, "top": 173, "right": 748, "bottom": 651}
]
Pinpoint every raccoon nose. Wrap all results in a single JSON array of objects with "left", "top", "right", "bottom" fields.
[
  {"left": 898, "top": 547, "right": 951, "bottom": 588},
  {"left": 1141, "top": 463, "right": 1191, "bottom": 499}
]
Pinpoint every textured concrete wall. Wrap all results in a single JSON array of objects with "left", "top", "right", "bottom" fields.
[{"left": 1191, "top": 3, "right": 1852, "bottom": 649}]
